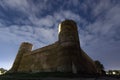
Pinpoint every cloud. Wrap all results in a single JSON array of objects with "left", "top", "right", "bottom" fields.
[
  {"left": 91, "top": 0, "right": 113, "bottom": 17},
  {"left": 1, "top": 0, "right": 119, "bottom": 52},
  {"left": 0, "top": 62, "right": 12, "bottom": 70},
  {"left": 29, "top": 15, "right": 55, "bottom": 28},
  {"left": 79, "top": 0, "right": 120, "bottom": 47},
  {"left": 77, "top": 0, "right": 120, "bottom": 70},
  {"left": 0, "top": 9, "right": 84, "bottom": 48},
  {"left": 0, "top": 0, "right": 29, "bottom": 13},
  {"left": 0, "top": 0, "right": 120, "bottom": 70},
  {"left": 0, "top": 0, "right": 85, "bottom": 26},
  {"left": 0, "top": 25, "right": 56, "bottom": 49}
]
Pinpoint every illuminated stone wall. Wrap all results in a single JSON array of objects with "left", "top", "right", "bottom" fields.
[{"left": 10, "top": 20, "right": 98, "bottom": 74}]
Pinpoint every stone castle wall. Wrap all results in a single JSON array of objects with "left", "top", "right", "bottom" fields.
[
  {"left": 10, "top": 20, "right": 98, "bottom": 74},
  {"left": 18, "top": 42, "right": 59, "bottom": 72}
]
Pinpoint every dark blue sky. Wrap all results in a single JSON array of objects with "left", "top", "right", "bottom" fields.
[{"left": 0, "top": 0, "right": 120, "bottom": 70}]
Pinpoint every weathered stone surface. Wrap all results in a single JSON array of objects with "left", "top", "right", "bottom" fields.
[
  {"left": 9, "top": 42, "right": 33, "bottom": 72},
  {"left": 9, "top": 20, "right": 98, "bottom": 74}
]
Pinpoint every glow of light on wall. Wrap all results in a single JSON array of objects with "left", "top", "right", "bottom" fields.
[{"left": 58, "top": 23, "right": 61, "bottom": 33}]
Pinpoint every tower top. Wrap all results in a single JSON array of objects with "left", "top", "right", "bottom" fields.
[
  {"left": 21, "top": 42, "right": 33, "bottom": 46},
  {"left": 58, "top": 20, "right": 77, "bottom": 33},
  {"left": 61, "top": 20, "right": 76, "bottom": 26}
]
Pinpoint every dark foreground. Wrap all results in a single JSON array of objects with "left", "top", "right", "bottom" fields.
[{"left": 0, "top": 72, "right": 120, "bottom": 80}]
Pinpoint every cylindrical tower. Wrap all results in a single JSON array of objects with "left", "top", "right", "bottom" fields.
[
  {"left": 9, "top": 42, "right": 33, "bottom": 72},
  {"left": 57, "top": 20, "right": 81, "bottom": 73},
  {"left": 58, "top": 20, "right": 97, "bottom": 74},
  {"left": 58, "top": 20, "right": 80, "bottom": 47}
]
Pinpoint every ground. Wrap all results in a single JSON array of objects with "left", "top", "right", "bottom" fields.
[{"left": 0, "top": 72, "right": 120, "bottom": 80}]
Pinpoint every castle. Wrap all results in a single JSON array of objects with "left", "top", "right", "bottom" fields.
[{"left": 10, "top": 20, "right": 98, "bottom": 74}]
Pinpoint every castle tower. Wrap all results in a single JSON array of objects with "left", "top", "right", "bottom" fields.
[
  {"left": 58, "top": 20, "right": 80, "bottom": 46},
  {"left": 58, "top": 20, "right": 81, "bottom": 73},
  {"left": 58, "top": 20, "right": 97, "bottom": 74},
  {"left": 9, "top": 20, "right": 98, "bottom": 74},
  {"left": 10, "top": 42, "right": 33, "bottom": 72}
]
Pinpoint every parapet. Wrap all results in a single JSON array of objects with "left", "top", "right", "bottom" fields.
[
  {"left": 60, "top": 20, "right": 77, "bottom": 27},
  {"left": 58, "top": 20, "right": 77, "bottom": 33},
  {"left": 19, "top": 42, "right": 33, "bottom": 53}
]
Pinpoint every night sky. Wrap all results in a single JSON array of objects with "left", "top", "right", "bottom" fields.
[{"left": 0, "top": 0, "right": 120, "bottom": 70}]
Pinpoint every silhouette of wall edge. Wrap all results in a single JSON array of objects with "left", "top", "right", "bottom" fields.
[{"left": 9, "top": 20, "right": 98, "bottom": 74}]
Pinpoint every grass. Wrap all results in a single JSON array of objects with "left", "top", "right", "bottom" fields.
[{"left": 0, "top": 72, "right": 120, "bottom": 80}]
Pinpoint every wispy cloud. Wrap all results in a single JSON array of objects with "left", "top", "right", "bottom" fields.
[
  {"left": 0, "top": 0, "right": 120, "bottom": 70},
  {"left": 78, "top": 0, "right": 120, "bottom": 70},
  {"left": 0, "top": 0, "right": 29, "bottom": 13},
  {"left": 79, "top": 0, "right": 120, "bottom": 46},
  {"left": 0, "top": 9, "right": 84, "bottom": 49}
]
